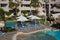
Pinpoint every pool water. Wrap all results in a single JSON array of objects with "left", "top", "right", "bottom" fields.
[
  {"left": 18, "top": 30, "right": 60, "bottom": 40},
  {"left": 5, "top": 21, "right": 15, "bottom": 27},
  {"left": 0, "top": 31, "right": 4, "bottom": 36},
  {"left": 42, "top": 30, "right": 60, "bottom": 40}
]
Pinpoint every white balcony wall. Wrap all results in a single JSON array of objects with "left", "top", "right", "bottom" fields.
[
  {"left": 19, "top": 7, "right": 35, "bottom": 10},
  {"left": 21, "top": 1, "right": 31, "bottom": 4}
]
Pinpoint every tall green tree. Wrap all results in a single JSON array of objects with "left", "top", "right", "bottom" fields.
[
  {"left": 9, "top": 1, "right": 19, "bottom": 16},
  {"left": 30, "top": 0, "right": 41, "bottom": 15},
  {"left": 5, "top": 11, "right": 11, "bottom": 16},
  {"left": 0, "top": 8, "right": 4, "bottom": 12},
  {"left": 30, "top": 0, "right": 40, "bottom": 7},
  {"left": 9, "top": 2, "right": 15, "bottom": 9},
  {"left": 0, "top": 8, "right": 5, "bottom": 21},
  {"left": 21, "top": 10, "right": 28, "bottom": 16}
]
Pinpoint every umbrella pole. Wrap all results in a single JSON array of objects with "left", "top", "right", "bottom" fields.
[
  {"left": 35, "top": 20, "right": 36, "bottom": 27},
  {"left": 31, "top": 20, "right": 32, "bottom": 27},
  {"left": 21, "top": 22, "right": 23, "bottom": 27}
]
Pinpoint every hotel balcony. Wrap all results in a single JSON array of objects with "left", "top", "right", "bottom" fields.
[
  {"left": 2, "top": 7, "right": 9, "bottom": 11},
  {"left": 21, "top": 1, "right": 31, "bottom": 4},
  {"left": 0, "top": 0, "right": 9, "bottom": 3},
  {"left": 12, "top": 0, "right": 31, "bottom": 4},
  {"left": 50, "top": 10, "right": 60, "bottom": 14},
  {"left": 50, "top": 7, "right": 60, "bottom": 11},
  {"left": 19, "top": 7, "right": 35, "bottom": 10}
]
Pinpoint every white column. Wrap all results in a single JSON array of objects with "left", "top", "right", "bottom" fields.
[{"left": 19, "top": 0, "right": 21, "bottom": 15}]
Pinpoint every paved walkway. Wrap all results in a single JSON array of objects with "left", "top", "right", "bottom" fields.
[
  {"left": 12, "top": 30, "right": 41, "bottom": 40},
  {"left": 0, "top": 31, "right": 17, "bottom": 40},
  {"left": 12, "top": 28, "right": 54, "bottom": 40},
  {"left": 0, "top": 25, "right": 57, "bottom": 40}
]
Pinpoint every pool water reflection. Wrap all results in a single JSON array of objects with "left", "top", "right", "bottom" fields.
[{"left": 17, "top": 22, "right": 44, "bottom": 29}]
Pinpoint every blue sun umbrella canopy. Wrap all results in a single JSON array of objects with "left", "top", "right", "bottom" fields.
[{"left": 5, "top": 21, "right": 15, "bottom": 27}]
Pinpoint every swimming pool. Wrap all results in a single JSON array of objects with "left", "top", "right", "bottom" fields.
[
  {"left": 42, "top": 30, "right": 60, "bottom": 40},
  {"left": 17, "top": 30, "right": 60, "bottom": 40},
  {"left": 0, "top": 31, "right": 5, "bottom": 36}
]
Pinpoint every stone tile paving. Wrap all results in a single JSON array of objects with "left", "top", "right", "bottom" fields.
[{"left": 0, "top": 31, "right": 17, "bottom": 40}]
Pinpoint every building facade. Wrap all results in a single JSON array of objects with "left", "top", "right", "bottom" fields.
[
  {"left": 0, "top": 0, "right": 9, "bottom": 11},
  {"left": 41, "top": 0, "right": 60, "bottom": 18},
  {"left": 49, "top": 0, "right": 60, "bottom": 18},
  {"left": 0, "top": 0, "right": 60, "bottom": 18}
]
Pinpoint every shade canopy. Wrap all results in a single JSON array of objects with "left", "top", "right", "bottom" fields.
[
  {"left": 28, "top": 15, "right": 41, "bottom": 20},
  {"left": 17, "top": 15, "right": 28, "bottom": 22}
]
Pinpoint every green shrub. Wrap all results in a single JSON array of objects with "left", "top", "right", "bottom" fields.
[
  {"left": 9, "top": 2, "right": 15, "bottom": 8},
  {"left": 5, "top": 12, "right": 11, "bottom": 16},
  {"left": 21, "top": 10, "right": 27, "bottom": 16},
  {"left": 0, "top": 8, "right": 4, "bottom": 12}
]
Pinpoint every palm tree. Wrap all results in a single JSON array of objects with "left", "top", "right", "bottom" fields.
[
  {"left": 30, "top": 0, "right": 41, "bottom": 15},
  {"left": 0, "top": 8, "right": 5, "bottom": 21},
  {"left": 9, "top": 1, "right": 15, "bottom": 9},
  {"left": 21, "top": 10, "right": 28, "bottom": 16},
  {"left": 9, "top": 1, "right": 20, "bottom": 16},
  {"left": 5, "top": 12, "right": 11, "bottom": 16},
  {"left": 9, "top": 0, "right": 22, "bottom": 30}
]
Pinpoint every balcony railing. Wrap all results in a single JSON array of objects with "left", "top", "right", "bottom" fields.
[
  {"left": 51, "top": 10, "right": 60, "bottom": 14},
  {"left": 51, "top": 4, "right": 60, "bottom": 9}
]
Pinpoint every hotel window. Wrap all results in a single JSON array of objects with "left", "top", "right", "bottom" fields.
[
  {"left": 43, "top": 10, "right": 45, "bottom": 13},
  {"left": 21, "top": 10, "right": 30, "bottom": 13},
  {"left": 1, "top": 0, "right": 6, "bottom": 1},
  {"left": 9, "top": 0, "right": 13, "bottom": 1},
  {"left": 24, "top": 0, "right": 30, "bottom": 1},
  {"left": 42, "top": 4, "right": 45, "bottom": 8},
  {"left": 1, "top": 4, "right": 7, "bottom": 7},
  {"left": 51, "top": 0, "right": 56, "bottom": 1},
  {"left": 21, "top": 0, "right": 24, "bottom": 1},
  {"left": 42, "top": 0, "right": 49, "bottom": 2},
  {"left": 21, "top": 4, "right": 30, "bottom": 7}
]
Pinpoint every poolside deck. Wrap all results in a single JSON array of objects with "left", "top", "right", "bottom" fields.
[
  {"left": 0, "top": 31, "right": 17, "bottom": 40},
  {"left": 0, "top": 26, "right": 59, "bottom": 40},
  {"left": 18, "top": 26, "right": 59, "bottom": 33}
]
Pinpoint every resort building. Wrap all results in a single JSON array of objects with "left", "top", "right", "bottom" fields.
[
  {"left": 40, "top": 0, "right": 60, "bottom": 18},
  {"left": 0, "top": 0, "right": 9, "bottom": 11},
  {"left": 49, "top": 0, "right": 60, "bottom": 18},
  {"left": 0, "top": 0, "right": 60, "bottom": 18},
  {"left": 0, "top": 0, "right": 45, "bottom": 16},
  {"left": 14, "top": 0, "right": 36, "bottom": 16}
]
